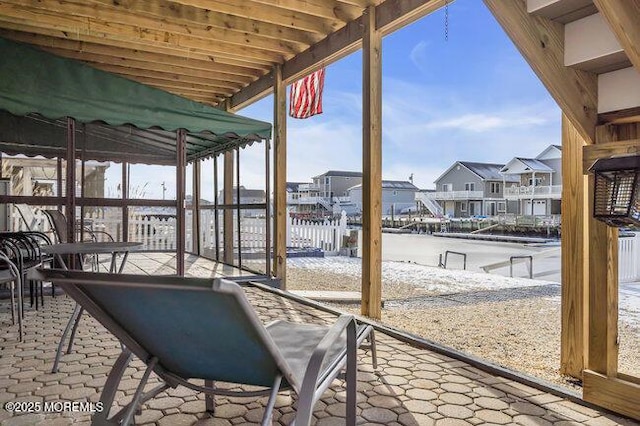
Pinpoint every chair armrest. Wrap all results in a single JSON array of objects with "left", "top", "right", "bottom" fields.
[{"left": 296, "top": 315, "right": 357, "bottom": 426}]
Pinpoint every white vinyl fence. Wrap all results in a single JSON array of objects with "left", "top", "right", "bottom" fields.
[
  {"left": 619, "top": 232, "right": 640, "bottom": 283},
  {"left": 12, "top": 208, "right": 349, "bottom": 255}
]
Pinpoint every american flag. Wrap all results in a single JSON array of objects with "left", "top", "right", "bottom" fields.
[{"left": 289, "top": 68, "right": 325, "bottom": 119}]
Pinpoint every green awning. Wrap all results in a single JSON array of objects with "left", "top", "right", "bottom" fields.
[{"left": 0, "top": 37, "right": 271, "bottom": 163}]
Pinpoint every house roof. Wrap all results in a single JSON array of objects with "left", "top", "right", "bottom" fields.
[
  {"left": 458, "top": 162, "right": 509, "bottom": 180},
  {"left": 500, "top": 158, "right": 554, "bottom": 174},
  {"left": 286, "top": 182, "right": 307, "bottom": 192},
  {"left": 313, "top": 170, "right": 363, "bottom": 179},
  {"left": 536, "top": 144, "right": 563, "bottom": 160},
  {"left": 0, "top": 37, "right": 271, "bottom": 164},
  {"left": 348, "top": 180, "right": 418, "bottom": 191}
]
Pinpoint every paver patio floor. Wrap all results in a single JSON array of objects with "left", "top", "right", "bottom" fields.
[{"left": 0, "top": 254, "right": 637, "bottom": 425}]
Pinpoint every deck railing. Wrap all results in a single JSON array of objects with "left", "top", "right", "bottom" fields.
[{"left": 12, "top": 208, "right": 349, "bottom": 255}]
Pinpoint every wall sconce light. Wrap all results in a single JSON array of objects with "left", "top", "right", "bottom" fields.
[{"left": 589, "top": 155, "right": 640, "bottom": 228}]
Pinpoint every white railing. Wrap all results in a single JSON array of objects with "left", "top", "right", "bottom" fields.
[
  {"left": 431, "top": 190, "right": 484, "bottom": 200},
  {"left": 504, "top": 185, "right": 562, "bottom": 199},
  {"left": 619, "top": 233, "right": 640, "bottom": 283},
  {"left": 11, "top": 208, "right": 349, "bottom": 255}
]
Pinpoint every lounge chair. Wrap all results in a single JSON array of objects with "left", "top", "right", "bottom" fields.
[{"left": 36, "top": 269, "right": 377, "bottom": 426}]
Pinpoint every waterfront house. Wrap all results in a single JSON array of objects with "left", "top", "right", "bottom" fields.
[
  {"left": 500, "top": 145, "right": 563, "bottom": 216},
  {"left": 347, "top": 180, "right": 418, "bottom": 216},
  {"left": 287, "top": 171, "right": 363, "bottom": 217},
  {"left": 430, "top": 161, "right": 518, "bottom": 218}
]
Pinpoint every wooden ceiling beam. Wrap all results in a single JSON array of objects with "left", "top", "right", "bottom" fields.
[
  {"left": 49, "top": 58, "right": 243, "bottom": 91},
  {"left": 230, "top": 0, "right": 446, "bottom": 110},
  {"left": 0, "top": 28, "right": 266, "bottom": 79},
  {"left": 0, "top": 3, "right": 284, "bottom": 65},
  {"left": 81, "top": 63, "right": 244, "bottom": 90},
  {"left": 483, "top": 0, "right": 597, "bottom": 144},
  {"left": 169, "top": 0, "right": 341, "bottom": 34},
  {"left": 593, "top": 0, "right": 640, "bottom": 73},
  {"left": 0, "top": 22, "right": 267, "bottom": 74},
  {"left": 83, "top": 0, "right": 312, "bottom": 51},
  {"left": 36, "top": 46, "right": 255, "bottom": 85},
  {"left": 67, "top": 57, "right": 251, "bottom": 85},
  {"left": 128, "top": 79, "right": 232, "bottom": 97},
  {"left": 246, "top": 0, "right": 362, "bottom": 21}
]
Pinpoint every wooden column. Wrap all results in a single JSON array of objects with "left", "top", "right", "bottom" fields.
[
  {"left": 586, "top": 124, "right": 622, "bottom": 376},
  {"left": 193, "top": 159, "right": 202, "bottom": 255},
  {"left": 223, "top": 151, "right": 234, "bottom": 264},
  {"left": 176, "top": 129, "right": 186, "bottom": 276},
  {"left": 582, "top": 124, "right": 640, "bottom": 422},
  {"left": 361, "top": 5, "right": 382, "bottom": 319},
  {"left": 273, "top": 64, "right": 287, "bottom": 287},
  {"left": 560, "top": 113, "right": 589, "bottom": 378}
]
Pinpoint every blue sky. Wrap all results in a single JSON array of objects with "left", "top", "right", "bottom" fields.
[{"left": 116, "top": 0, "right": 561, "bottom": 198}]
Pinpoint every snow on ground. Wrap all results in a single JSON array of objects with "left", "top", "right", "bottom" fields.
[
  {"left": 289, "top": 256, "right": 640, "bottom": 327},
  {"left": 289, "top": 256, "right": 555, "bottom": 295}
]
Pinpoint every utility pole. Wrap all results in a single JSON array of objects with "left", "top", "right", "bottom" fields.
[{"left": 161, "top": 181, "right": 167, "bottom": 200}]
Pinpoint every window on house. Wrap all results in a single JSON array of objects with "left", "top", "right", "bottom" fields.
[
  {"left": 490, "top": 182, "right": 500, "bottom": 193},
  {"left": 443, "top": 183, "right": 453, "bottom": 192},
  {"left": 392, "top": 190, "right": 397, "bottom": 196},
  {"left": 325, "top": 177, "right": 330, "bottom": 184},
  {"left": 460, "top": 202, "right": 467, "bottom": 212},
  {"left": 498, "top": 202, "right": 506, "bottom": 212},
  {"left": 465, "top": 183, "right": 475, "bottom": 191},
  {"left": 528, "top": 177, "right": 543, "bottom": 186}
]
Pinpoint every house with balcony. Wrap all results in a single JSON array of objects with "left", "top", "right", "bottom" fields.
[
  {"left": 430, "top": 161, "right": 519, "bottom": 218},
  {"left": 287, "top": 171, "right": 363, "bottom": 218},
  {"left": 500, "top": 145, "right": 562, "bottom": 216}
]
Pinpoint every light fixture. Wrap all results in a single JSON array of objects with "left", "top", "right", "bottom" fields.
[{"left": 589, "top": 155, "right": 640, "bottom": 227}]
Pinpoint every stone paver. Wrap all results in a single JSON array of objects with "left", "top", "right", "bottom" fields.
[{"left": 0, "top": 253, "right": 637, "bottom": 425}]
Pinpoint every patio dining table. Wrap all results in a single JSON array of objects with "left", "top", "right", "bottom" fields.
[{"left": 39, "top": 241, "right": 143, "bottom": 373}]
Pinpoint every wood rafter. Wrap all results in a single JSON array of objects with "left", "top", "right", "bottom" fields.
[
  {"left": 0, "top": 24, "right": 269, "bottom": 76},
  {"left": 593, "top": 0, "right": 640, "bottom": 73},
  {"left": 0, "top": 21, "right": 269, "bottom": 72},
  {"left": 483, "top": 0, "right": 597, "bottom": 143},
  {"left": 37, "top": 47, "right": 253, "bottom": 86},
  {"left": 0, "top": 2, "right": 284, "bottom": 65},
  {"left": 84, "top": 0, "right": 315, "bottom": 49},
  {"left": 170, "top": 0, "right": 343, "bottom": 34},
  {"left": 249, "top": 0, "right": 363, "bottom": 21}
]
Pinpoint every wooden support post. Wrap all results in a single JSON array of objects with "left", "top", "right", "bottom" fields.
[
  {"left": 223, "top": 151, "right": 234, "bottom": 265},
  {"left": 193, "top": 159, "right": 202, "bottom": 255},
  {"left": 273, "top": 64, "right": 287, "bottom": 287},
  {"left": 361, "top": 5, "right": 382, "bottom": 320},
  {"left": 176, "top": 129, "right": 186, "bottom": 276},
  {"left": 586, "top": 126, "right": 620, "bottom": 376},
  {"left": 560, "top": 113, "right": 589, "bottom": 378}
]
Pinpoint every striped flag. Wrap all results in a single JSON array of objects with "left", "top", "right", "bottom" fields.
[{"left": 289, "top": 68, "right": 325, "bottom": 119}]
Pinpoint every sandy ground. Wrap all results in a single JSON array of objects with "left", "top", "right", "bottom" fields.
[{"left": 286, "top": 257, "right": 640, "bottom": 390}]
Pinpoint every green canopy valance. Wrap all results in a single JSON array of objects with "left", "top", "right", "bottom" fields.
[{"left": 0, "top": 37, "right": 271, "bottom": 164}]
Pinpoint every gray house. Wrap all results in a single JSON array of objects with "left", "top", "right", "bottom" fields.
[
  {"left": 312, "top": 170, "right": 363, "bottom": 199},
  {"left": 500, "top": 145, "right": 562, "bottom": 216},
  {"left": 431, "top": 162, "right": 518, "bottom": 218},
  {"left": 348, "top": 180, "right": 419, "bottom": 216},
  {"left": 286, "top": 171, "right": 363, "bottom": 217}
]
